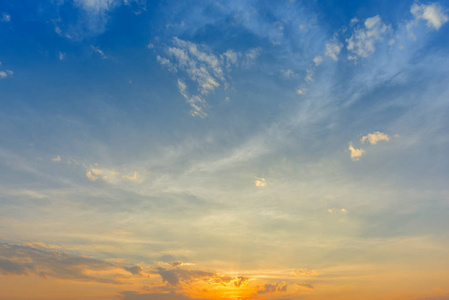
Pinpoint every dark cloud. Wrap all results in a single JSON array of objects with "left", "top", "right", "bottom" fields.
[
  {"left": 0, "top": 258, "right": 29, "bottom": 275},
  {"left": 153, "top": 266, "right": 248, "bottom": 289},
  {"left": 257, "top": 281, "right": 288, "bottom": 294},
  {"left": 295, "top": 282, "right": 314, "bottom": 290},
  {"left": 120, "top": 291, "right": 205, "bottom": 300},
  {"left": 125, "top": 265, "right": 143, "bottom": 275},
  {"left": 0, "top": 243, "right": 141, "bottom": 284}
]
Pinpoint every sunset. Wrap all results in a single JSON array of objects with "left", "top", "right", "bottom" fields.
[{"left": 1, "top": 1, "right": 449, "bottom": 299}]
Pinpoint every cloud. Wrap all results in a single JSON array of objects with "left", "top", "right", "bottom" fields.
[
  {"left": 0, "top": 243, "right": 141, "bottom": 284},
  {"left": 153, "top": 266, "right": 248, "bottom": 289},
  {"left": 0, "top": 70, "right": 13, "bottom": 79},
  {"left": 69, "top": 0, "right": 145, "bottom": 37},
  {"left": 360, "top": 131, "right": 390, "bottom": 145},
  {"left": 293, "top": 268, "right": 318, "bottom": 277},
  {"left": 157, "top": 38, "right": 259, "bottom": 116},
  {"left": 120, "top": 292, "right": 196, "bottom": 300},
  {"left": 91, "top": 45, "right": 108, "bottom": 59},
  {"left": 411, "top": 3, "right": 448, "bottom": 30},
  {"left": 282, "top": 69, "right": 297, "bottom": 79},
  {"left": 348, "top": 143, "right": 366, "bottom": 161},
  {"left": 52, "top": 155, "right": 61, "bottom": 162},
  {"left": 177, "top": 79, "right": 207, "bottom": 118},
  {"left": 58, "top": 52, "right": 66, "bottom": 60},
  {"left": 122, "top": 172, "right": 138, "bottom": 181},
  {"left": 305, "top": 69, "right": 314, "bottom": 82},
  {"left": 313, "top": 56, "right": 323, "bottom": 66},
  {"left": 257, "top": 281, "right": 288, "bottom": 294},
  {"left": 296, "top": 88, "right": 306, "bottom": 95},
  {"left": 340, "top": 208, "right": 347, "bottom": 214},
  {"left": 325, "top": 41, "right": 342, "bottom": 61},
  {"left": 255, "top": 177, "right": 267, "bottom": 187},
  {"left": 165, "top": 38, "right": 223, "bottom": 95},
  {"left": 1, "top": 13, "right": 10, "bottom": 22},
  {"left": 346, "top": 15, "right": 390, "bottom": 60},
  {"left": 295, "top": 283, "right": 314, "bottom": 290}
]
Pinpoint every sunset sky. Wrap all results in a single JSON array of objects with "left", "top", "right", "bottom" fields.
[{"left": 1, "top": 0, "right": 449, "bottom": 299}]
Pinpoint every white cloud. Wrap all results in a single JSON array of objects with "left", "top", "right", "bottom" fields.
[
  {"left": 360, "top": 131, "right": 390, "bottom": 145},
  {"left": 0, "top": 70, "right": 13, "bottom": 79},
  {"left": 1, "top": 13, "right": 10, "bottom": 22},
  {"left": 325, "top": 41, "right": 342, "bottom": 61},
  {"left": 221, "top": 50, "right": 240, "bottom": 68},
  {"left": 296, "top": 88, "right": 306, "bottom": 95},
  {"left": 58, "top": 52, "right": 66, "bottom": 61},
  {"left": 411, "top": 2, "right": 448, "bottom": 30},
  {"left": 346, "top": 15, "right": 390, "bottom": 59},
  {"left": 91, "top": 46, "right": 107, "bottom": 59},
  {"left": 313, "top": 56, "right": 323, "bottom": 66},
  {"left": 255, "top": 177, "right": 267, "bottom": 187},
  {"left": 348, "top": 143, "right": 365, "bottom": 161},
  {"left": 166, "top": 38, "right": 222, "bottom": 95},
  {"left": 156, "top": 55, "right": 176, "bottom": 72},
  {"left": 52, "top": 156, "right": 61, "bottom": 162},
  {"left": 177, "top": 79, "right": 207, "bottom": 118},
  {"left": 282, "top": 69, "right": 296, "bottom": 78},
  {"left": 157, "top": 38, "right": 259, "bottom": 116},
  {"left": 305, "top": 69, "right": 314, "bottom": 82},
  {"left": 75, "top": 0, "right": 118, "bottom": 12}
]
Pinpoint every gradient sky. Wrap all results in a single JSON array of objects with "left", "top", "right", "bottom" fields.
[{"left": 1, "top": 0, "right": 449, "bottom": 299}]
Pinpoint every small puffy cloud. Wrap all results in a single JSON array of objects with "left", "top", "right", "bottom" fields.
[
  {"left": 0, "top": 70, "right": 13, "bottom": 79},
  {"left": 361, "top": 131, "right": 390, "bottom": 145},
  {"left": 325, "top": 41, "right": 342, "bottom": 61},
  {"left": 1, "top": 13, "right": 10, "bottom": 22},
  {"left": 411, "top": 3, "right": 448, "bottom": 30},
  {"left": 52, "top": 155, "right": 61, "bottom": 162},
  {"left": 313, "top": 56, "right": 323, "bottom": 66},
  {"left": 58, "top": 52, "right": 66, "bottom": 60},
  {"left": 296, "top": 283, "right": 314, "bottom": 290},
  {"left": 348, "top": 143, "right": 366, "bottom": 161},
  {"left": 293, "top": 268, "right": 318, "bottom": 277},
  {"left": 346, "top": 15, "right": 390, "bottom": 60},
  {"left": 257, "top": 281, "right": 288, "bottom": 294},
  {"left": 255, "top": 177, "right": 267, "bottom": 187}
]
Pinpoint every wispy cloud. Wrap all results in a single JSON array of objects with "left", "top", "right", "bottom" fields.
[
  {"left": 1, "top": 13, "right": 10, "bottom": 22},
  {"left": 156, "top": 37, "right": 259, "bottom": 116}
]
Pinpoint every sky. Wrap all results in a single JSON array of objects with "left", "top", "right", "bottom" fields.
[{"left": 1, "top": 0, "right": 449, "bottom": 299}]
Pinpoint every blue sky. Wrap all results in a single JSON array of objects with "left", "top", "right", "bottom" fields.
[{"left": 1, "top": 1, "right": 449, "bottom": 299}]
